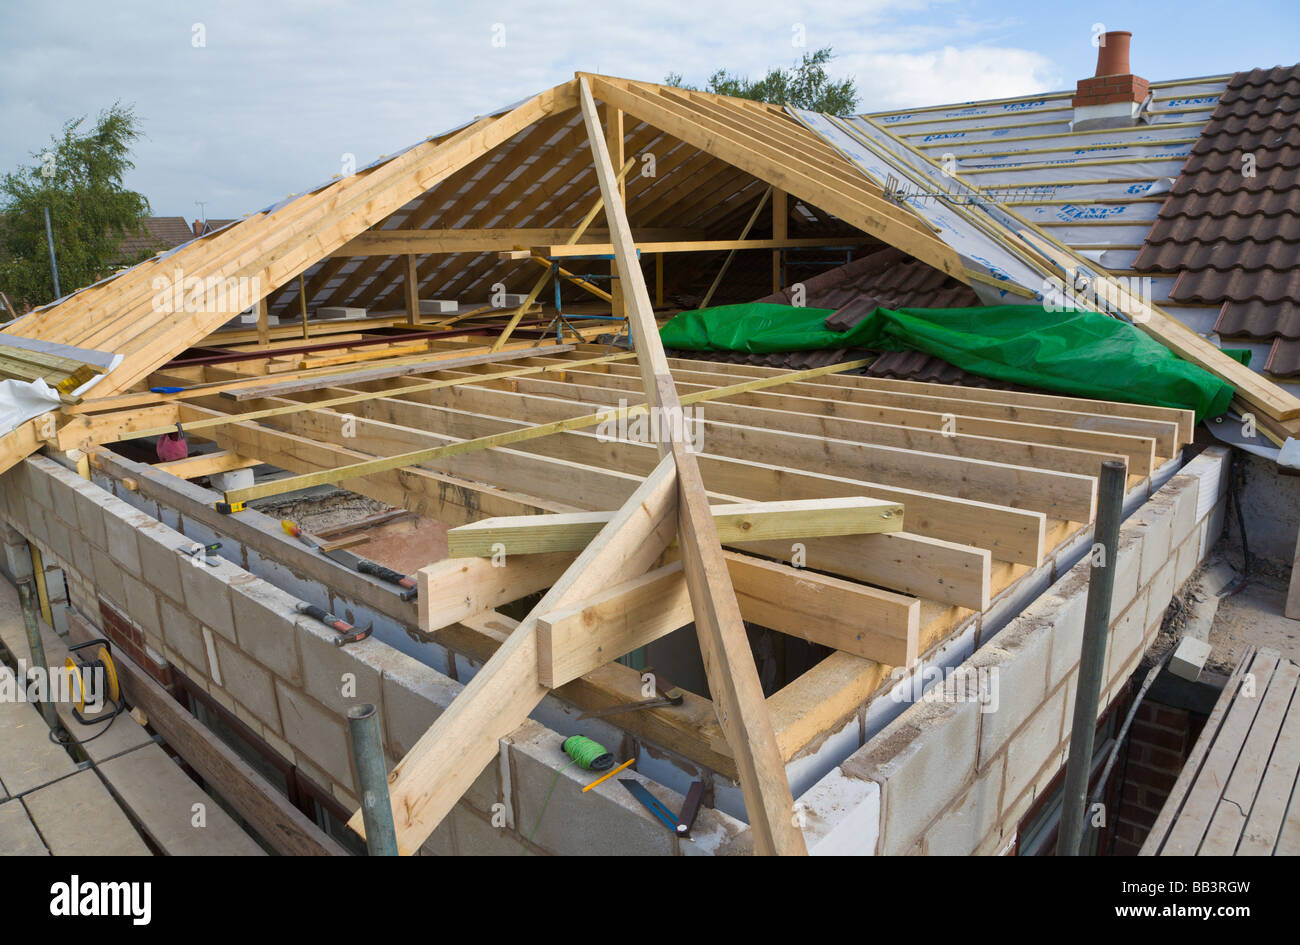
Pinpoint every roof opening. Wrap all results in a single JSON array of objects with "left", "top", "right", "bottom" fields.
[{"left": 1071, "top": 30, "right": 1152, "bottom": 130}]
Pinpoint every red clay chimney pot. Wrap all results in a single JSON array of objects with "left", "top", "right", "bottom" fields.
[{"left": 1094, "top": 31, "right": 1132, "bottom": 77}]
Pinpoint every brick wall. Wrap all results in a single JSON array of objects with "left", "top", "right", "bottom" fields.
[{"left": 1111, "top": 702, "right": 1194, "bottom": 855}]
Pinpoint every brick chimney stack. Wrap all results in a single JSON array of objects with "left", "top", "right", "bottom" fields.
[{"left": 1072, "top": 30, "right": 1150, "bottom": 129}]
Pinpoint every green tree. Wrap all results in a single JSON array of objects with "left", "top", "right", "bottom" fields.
[
  {"left": 0, "top": 103, "right": 151, "bottom": 309},
  {"left": 665, "top": 47, "right": 858, "bottom": 116}
]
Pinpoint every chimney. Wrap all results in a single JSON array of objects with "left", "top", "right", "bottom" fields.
[{"left": 1072, "top": 30, "right": 1150, "bottom": 129}]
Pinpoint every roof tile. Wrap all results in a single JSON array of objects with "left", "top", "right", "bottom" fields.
[{"left": 1135, "top": 63, "right": 1300, "bottom": 352}]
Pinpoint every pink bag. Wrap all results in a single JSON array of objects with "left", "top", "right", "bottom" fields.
[{"left": 156, "top": 425, "right": 189, "bottom": 462}]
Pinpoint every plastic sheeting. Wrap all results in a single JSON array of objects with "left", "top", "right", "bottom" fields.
[
  {"left": 659, "top": 302, "right": 1235, "bottom": 421},
  {"left": 0, "top": 378, "right": 61, "bottom": 439}
]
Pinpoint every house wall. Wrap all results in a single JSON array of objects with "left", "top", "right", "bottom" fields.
[
  {"left": 0, "top": 453, "right": 748, "bottom": 856},
  {"left": 797, "top": 447, "right": 1231, "bottom": 856}
]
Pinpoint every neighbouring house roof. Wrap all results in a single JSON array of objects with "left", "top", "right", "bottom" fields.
[
  {"left": 1134, "top": 65, "right": 1300, "bottom": 376},
  {"left": 114, "top": 215, "right": 197, "bottom": 264}
]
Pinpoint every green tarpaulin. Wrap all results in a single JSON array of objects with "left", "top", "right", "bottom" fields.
[{"left": 659, "top": 302, "right": 1235, "bottom": 422}]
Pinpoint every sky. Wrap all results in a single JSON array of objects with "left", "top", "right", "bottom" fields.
[{"left": 2, "top": 0, "right": 1297, "bottom": 219}]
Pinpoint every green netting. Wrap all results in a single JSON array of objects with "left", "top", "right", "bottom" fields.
[{"left": 659, "top": 302, "right": 1235, "bottom": 422}]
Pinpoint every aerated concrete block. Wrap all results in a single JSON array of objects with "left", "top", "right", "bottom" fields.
[
  {"left": 1162, "top": 474, "right": 1201, "bottom": 552},
  {"left": 102, "top": 510, "right": 143, "bottom": 579},
  {"left": 972, "top": 606, "right": 1052, "bottom": 767},
  {"left": 179, "top": 559, "right": 237, "bottom": 641},
  {"left": 122, "top": 571, "right": 163, "bottom": 645},
  {"left": 214, "top": 637, "right": 281, "bottom": 734},
  {"left": 843, "top": 677, "right": 981, "bottom": 856},
  {"left": 1170, "top": 636, "right": 1212, "bottom": 681},
  {"left": 924, "top": 752, "right": 1005, "bottom": 856},
  {"left": 800, "top": 767, "right": 881, "bottom": 855},
  {"left": 90, "top": 547, "right": 126, "bottom": 607},
  {"left": 71, "top": 488, "right": 108, "bottom": 551},
  {"left": 135, "top": 522, "right": 186, "bottom": 605},
  {"left": 160, "top": 596, "right": 207, "bottom": 673},
  {"left": 229, "top": 573, "right": 304, "bottom": 685},
  {"left": 1105, "top": 590, "right": 1149, "bottom": 685},
  {"left": 508, "top": 721, "right": 676, "bottom": 856},
  {"left": 1044, "top": 576, "right": 1090, "bottom": 690},
  {"left": 25, "top": 462, "right": 52, "bottom": 511},
  {"left": 1002, "top": 683, "right": 1067, "bottom": 808},
  {"left": 298, "top": 621, "right": 382, "bottom": 715},
  {"left": 275, "top": 679, "right": 354, "bottom": 790}
]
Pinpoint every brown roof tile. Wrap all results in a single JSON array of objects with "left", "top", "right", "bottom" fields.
[
  {"left": 1265, "top": 337, "right": 1300, "bottom": 376},
  {"left": 1135, "top": 64, "right": 1300, "bottom": 347},
  {"left": 114, "top": 216, "right": 196, "bottom": 263}
]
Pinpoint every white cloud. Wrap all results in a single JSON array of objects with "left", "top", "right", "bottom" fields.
[
  {"left": 844, "top": 45, "right": 1063, "bottom": 111},
  {"left": 0, "top": 0, "right": 1063, "bottom": 216}
]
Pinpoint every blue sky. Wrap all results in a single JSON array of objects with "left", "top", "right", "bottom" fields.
[{"left": 2, "top": 0, "right": 1296, "bottom": 219}]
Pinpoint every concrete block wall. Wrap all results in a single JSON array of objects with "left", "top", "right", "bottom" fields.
[
  {"left": 0, "top": 454, "right": 746, "bottom": 855},
  {"left": 797, "top": 447, "right": 1231, "bottom": 855}
]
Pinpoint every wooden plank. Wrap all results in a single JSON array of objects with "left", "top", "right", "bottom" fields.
[
  {"left": 489, "top": 155, "right": 638, "bottom": 351},
  {"left": 534, "top": 236, "right": 872, "bottom": 257},
  {"left": 347, "top": 453, "right": 680, "bottom": 853},
  {"left": 328, "top": 226, "right": 695, "bottom": 257},
  {"left": 404, "top": 254, "right": 421, "bottom": 326},
  {"left": 417, "top": 552, "right": 575, "bottom": 631},
  {"left": 588, "top": 75, "right": 966, "bottom": 284},
  {"left": 723, "top": 552, "right": 918, "bottom": 666},
  {"left": 118, "top": 351, "right": 637, "bottom": 444},
  {"left": 1223, "top": 659, "right": 1300, "bottom": 855},
  {"left": 1162, "top": 649, "right": 1279, "bottom": 855},
  {"left": 700, "top": 186, "right": 771, "bottom": 308},
  {"left": 220, "top": 368, "right": 999, "bottom": 605},
  {"left": 154, "top": 450, "right": 261, "bottom": 480},
  {"left": 65, "top": 611, "right": 348, "bottom": 856},
  {"left": 445, "top": 497, "right": 903, "bottom": 557},
  {"left": 224, "top": 344, "right": 575, "bottom": 400},
  {"left": 580, "top": 77, "right": 804, "bottom": 855},
  {"left": 256, "top": 296, "right": 269, "bottom": 348},
  {"left": 721, "top": 366, "right": 1196, "bottom": 451},
  {"left": 538, "top": 561, "right": 692, "bottom": 687}
]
